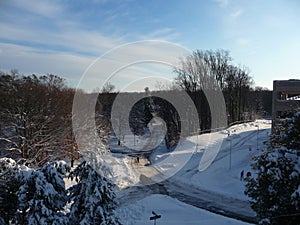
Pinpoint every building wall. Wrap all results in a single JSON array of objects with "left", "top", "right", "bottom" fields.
[{"left": 272, "top": 80, "right": 300, "bottom": 132}]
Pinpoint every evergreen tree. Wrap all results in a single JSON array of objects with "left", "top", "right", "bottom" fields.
[
  {"left": 68, "top": 157, "right": 121, "bottom": 225},
  {"left": 129, "top": 97, "right": 153, "bottom": 136},
  {"left": 0, "top": 158, "right": 20, "bottom": 224},
  {"left": 17, "top": 161, "right": 70, "bottom": 225},
  {"left": 0, "top": 217, "right": 5, "bottom": 225},
  {"left": 245, "top": 111, "right": 300, "bottom": 225}
]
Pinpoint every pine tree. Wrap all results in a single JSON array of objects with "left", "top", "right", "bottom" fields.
[
  {"left": 68, "top": 157, "right": 121, "bottom": 225},
  {"left": 245, "top": 111, "right": 300, "bottom": 225},
  {"left": 0, "top": 158, "right": 20, "bottom": 224},
  {"left": 129, "top": 97, "right": 153, "bottom": 136},
  {"left": 17, "top": 161, "right": 70, "bottom": 225}
]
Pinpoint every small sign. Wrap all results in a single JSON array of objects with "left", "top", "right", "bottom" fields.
[
  {"left": 150, "top": 215, "right": 161, "bottom": 220},
  {"left": 150, "top": 211, "right": 161, "bottom": 221}
]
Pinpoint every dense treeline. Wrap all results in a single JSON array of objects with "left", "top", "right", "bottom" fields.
[
  {"left": 0, "top": 70, "right": 78, "bottom": 165},
  {"left": 97, "top": 91, "right": 182, "bottom": 150},
  {"left": 97, "top": 89, "right": 271, "bottom": 151},
  {"left": 96, "top": 50, "right": 272, "bottom": 149}
]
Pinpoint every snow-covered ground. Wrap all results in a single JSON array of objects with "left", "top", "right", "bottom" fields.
[
  {"left": 112, "top": 120, "right": 271, "bottom": 198},
  {"left": 164, "top": 119, "right": 271, "bottom": 200},
  {"left": 110, "top": 120, "right": 272, "bottom": 224},
  {"left": 117, "top": 194, "right": 253, "bottom": 225}
]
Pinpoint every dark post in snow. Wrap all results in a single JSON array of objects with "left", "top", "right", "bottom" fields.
[
  {"left": 255, "top": 125, "right": 259, "bottom": 150},
  {"left": 150, "top": 211, "right": 161, "bottom": 225},
  {"left": 226, "top": 139, "right": 232, "bottom": 170}
]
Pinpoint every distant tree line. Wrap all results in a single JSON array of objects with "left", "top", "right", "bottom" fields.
[
  {"left": 0, "top": 48, "right": 273, "bottom": 157},
  {"left": 96, "top": 50, "right": 272, "bottom": 150}
]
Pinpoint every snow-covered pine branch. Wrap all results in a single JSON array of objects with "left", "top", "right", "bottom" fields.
[
  {"left": 68, "top": 157, "right": 121, "bottom": 225},
  {"left": 245, "top": 110, "right": 300, "bottom": 225}
]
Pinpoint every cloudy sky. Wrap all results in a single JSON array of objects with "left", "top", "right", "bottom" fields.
[{"left": 0, "top": 0, "right": 299, "bottom": 91}]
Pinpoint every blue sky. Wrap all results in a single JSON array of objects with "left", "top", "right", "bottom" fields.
[{"left": 0, "top": 0, "right": 299, "bottom": 91}]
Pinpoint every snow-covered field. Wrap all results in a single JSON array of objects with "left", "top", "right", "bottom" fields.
[
  {"left": 111, "top": 120, "right": 272, "bottom": 224},
  {"left": 117, "top": 194, "right": 253, "bottom": 225}
]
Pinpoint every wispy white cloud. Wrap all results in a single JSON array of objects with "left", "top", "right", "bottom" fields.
[
  {"left": 0, "top": 0, "right": 128, "bottom": 57},
  {"left": 75, "top": 41, "right": 190, "bottom": 92},
  {"left": 8, "top": 0, "right": 64, "bottom": 19},
  {"left": 214, "top": 0, "right": 229, "bottom": 8},
  {"left": 236, "top": 37, "right": 251, "bottom": 46},
  {"left": 0, "top": 42, "right": 95, "bottom": 90},
  {"left": 147, "top": 28, "right": 180, "bottom": 39},
  {"left": 0, "top": 38, "right": 188, "bottom": 91},
  {"left": 0, "top": 0, "right": 180, "bottom": 57},
  {"left": 1, "top": 0, "right": 299, "bottom": 92},
  {"left": 134, "top": 28, "right": 181, "bottom": 43},
  {"left": 0, "top": 20, "right": 124, "bottom": 57},
  {"left": 0, "top": 0, "right": 186, "bottom": 91},
  {"left": 230, "top": 9, "right": 243, "bottom": 19}
]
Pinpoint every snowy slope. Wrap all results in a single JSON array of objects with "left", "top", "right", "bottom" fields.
[
  {"left": 112, "top": 120, "right": 271, "bottom": 224},
  {"left": 152, "top": 120, "right": 271, "bottom": 200}
]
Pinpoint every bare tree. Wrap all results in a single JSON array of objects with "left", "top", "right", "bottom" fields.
[
  {"left": 101, "top": 82, "right": 115, "bottom": 94},
  {"left": 0, "top": 72, "right": 77, "bottom": 165},
  {"left": 174, "top": 49, "right": 253, "bottom": 128}
]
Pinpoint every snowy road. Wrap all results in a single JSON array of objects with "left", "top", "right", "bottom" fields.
[
  {"left": 163, "top": 178, "right": 256, "bottom": 224},
  {"left": 119, "top": 174, "right": 256, "bottom": 223}
]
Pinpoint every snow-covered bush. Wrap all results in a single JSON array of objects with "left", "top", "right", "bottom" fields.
[
  {"left": 17, "top": 161, "right": 70, "bottom": 225},
  {"left": 0, "top": 157, "right": 16, "bottom": 173},
  {"left": 1, "top": 155, "right": 121, "bottom": 224},
  {"left": 245, "top": 111, "right": 300, "bottom": 225},
  {"left": 68, "top": 157, "right": 121, "bottom": 225},
  {"left": 0, "top": 158, "right": 19, "bottom": 224}
]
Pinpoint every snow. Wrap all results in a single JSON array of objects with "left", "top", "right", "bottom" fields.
[
  {"left": 4, "top": 119, "right": 272, "bottom": 224},
  {"left": 110, "top": 120, "right": 272, "bottom": 224},
  {"left": 3, "top": 117, "right": 296, "bottom": 224},
  {"left": 152, "top": 120, "right": 271, "bottom": 200},
  {"left": 111, "top": 120, "right": 271, "bottom": 200},
  {"left": 117, "top": 194, "right": 253, "bottom": 225},
  {"left": 287, "top": 95, "right": 300, "bottom": 101}
]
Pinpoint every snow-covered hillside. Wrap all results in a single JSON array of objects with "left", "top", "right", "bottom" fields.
[
  {"left": 112, "top": 120, "right": 272, "bottom": 224},
  {"left": 164, "top": 119, "right": 271, "bottom": 200}
]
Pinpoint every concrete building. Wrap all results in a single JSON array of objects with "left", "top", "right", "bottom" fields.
[{"left": 272, "top": 79, "right": 300, "bottom": 131}]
